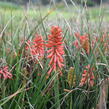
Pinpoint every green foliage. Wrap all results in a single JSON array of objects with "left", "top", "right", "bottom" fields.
[
  {"left": 75, "top": 0, "right": 96, "bottom": 7},
  {"left": 84, "top": 0, "right": 95, "bottom": 7},
  {"left": 0, "top": 2, "right": 109, "bottom": 109},
  {"left": 0, "top": 1, "right": 22, "bottom": 10}
]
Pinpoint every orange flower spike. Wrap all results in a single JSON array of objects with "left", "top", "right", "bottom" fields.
[
  {"left": 26, "top": 34, "right": 45, "bottom": 59},
  {"left": 47, "top": 26, "right": 64, "bottom": 76},
  {"left": 80, "top": 65, "right": 95, "bottom": 87},
  {"left": 101, "top": 33, "right": 109, "bottom": 52},
  {"left": 80, "top": 35, "right": 90, "bottom": 54},
  {"left": 79, "top": 70, "right": 88, "bottom": 86},
  {"left": 73, "top": 33, "right": 90, "bottom": 54},
  {"left": 32, "top": 34, "right": 45, "bottom": 57}
]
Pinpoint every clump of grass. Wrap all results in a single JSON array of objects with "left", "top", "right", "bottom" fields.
[{"left": 0, "top": 1, "right": 109, "bottom": 109}]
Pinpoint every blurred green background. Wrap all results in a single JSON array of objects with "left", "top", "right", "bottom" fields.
[{"left": 0, "top": 0, "right": 109, "bottom": 5}]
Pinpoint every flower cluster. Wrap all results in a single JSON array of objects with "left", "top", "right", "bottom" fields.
[
  {"left": 46, "top": 26, "right": 64, "bottom": 76},
  {"left": 80, "top": 65, "right": 95, "bottom": 87},
  {"left": 73, "top": 33, "right": 90, "bottom": 54},
  {"left": 0, "top": 66, "right": 12, "bottom": 80},
  {"left": 73, "top": 32, "right": 109, "bottom": 55},
  {"left": 26, "top": 34, "right": 45, "bottom": 60},
  {"left": 99, "top": 33, "right": 109, "bottom": 53}
]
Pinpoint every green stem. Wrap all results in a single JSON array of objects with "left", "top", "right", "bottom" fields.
[{"left": 54, "top": 75, "right": 60, "bottom": 109}]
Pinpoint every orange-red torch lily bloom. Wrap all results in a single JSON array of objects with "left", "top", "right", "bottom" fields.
[
  {"left": 46, "top": 26, "right": 64, "bottom": 76},
  {"left": 73, "top": 33, "right": 90, "bottom": 54},
  {"left": 26, "top": 34, "right": 45, "bottom": 59},
  {"left": 80, "top": 65, "right": 95, "bottom": 87}
]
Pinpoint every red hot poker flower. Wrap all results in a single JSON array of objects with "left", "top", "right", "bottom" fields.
[
  {"left": 26, "top": 34, "right": 45, "bottom": 59},
  {"left": 0, "top": 66, "right": 12, "bottom": 79},
  {"left": 100, "top": 33, "right": 109, "bottom": 53},
  {"left": 79, "top": 65, "right": 95, "bottom": 87},
  {"left": 73, "top": 33, "right": 90, "bottom": 54},
  {"left": 46, "top": 26, "right": 64, "bottom": 76}
]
